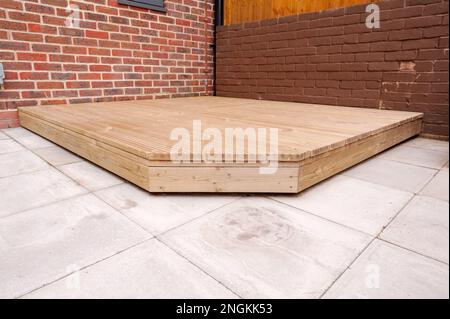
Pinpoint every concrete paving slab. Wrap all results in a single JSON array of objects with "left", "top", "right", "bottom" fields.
[
  {"left": 0, "top": 194, "right": 150, "bottom": 298},
  {"left": 0, "top": 150, "right": 49, "bottom": 178},
  {"left": 381, "top": 196, "right": 449, "bottom": 263},
  {"left": 23, "top": 239, "right": 237, "bottom": 299},
  {"left": 0, "top": 168, "right": 87, "bottom": 218},
  {"left": 343, "top": 158, "right": 436, "bottom": 193},
  {"left": 95, "top": 183, "right": 238, "bottom": 235},
  {"left": 160, "top": 197, "right": 371, "bottom": 299},
  {"left": 420, "top": 170, "right": 449, "bottom": 202},
  {"left": 34, "top": 146, "right": 82, "bottom": 166},
  {"left": 0, "top": 139, "right": 25, "bottom": 154},
  {"left": 323, "top": 240, "right": 449, "bottom": 299},
  {"left": 272, "top": 175, "right": 413, "bottom": 235},
  {"left": 380, "top": 145, "right": 448, "bottom": 169},
  {"left": 404, "top": 138, "right": 449, "bottom": 153},
  {"left": 3, "top": 127, "right": 54, "bottom": 150},
  {"left": 59, "top": 161, "right": 123, "bottom": 191}
]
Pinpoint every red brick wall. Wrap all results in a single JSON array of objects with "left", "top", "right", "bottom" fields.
[
  {"left": 0, "top": 0, "right": 215, "bottom": 128},
  {"left": 216, "top": 0, "right": 449, "bottom": 139}
]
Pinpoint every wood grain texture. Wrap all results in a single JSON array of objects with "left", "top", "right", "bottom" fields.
[
  {"left": 224, "top": 0, "right": 375, "bottom": 25},
  {"left": 19, "top": 96, "right": 422, "bottom": 193}
]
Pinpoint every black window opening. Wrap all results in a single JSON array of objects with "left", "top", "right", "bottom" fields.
[{"left": 118, "top": 0, "right": 166, "bottom": 12}]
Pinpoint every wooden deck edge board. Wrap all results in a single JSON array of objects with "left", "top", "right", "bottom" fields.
[
  {"left": 298, "top": 118, "right": 423, "bottom": 191},
  {"left": 20, "top": 111, "right": 300, "bottom": 193}
]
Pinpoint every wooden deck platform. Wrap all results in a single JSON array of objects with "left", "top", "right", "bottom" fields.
[{"left": 18, "top": 97, "right": 423, "bottom": 193}]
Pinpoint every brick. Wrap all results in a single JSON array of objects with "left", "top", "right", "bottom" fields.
[
  {"left": 25, "top": 3, "right": 55, "bottom": 15},
  {"left": 8, "top": 11, "right": 41, "bottom": 23},
  {"left": 340, "top": 81, "right": 365, "bottom": 89},
  {"left": 382, "top": 72, "right": 417, "bottom": 82},
  {"left": 34, "top": 63, "right": 62, "bottom": 71},
  {"left": 423, "top": 2, "right": 450, "bottom": 16},
  {"left": 28, "top": 23, "right": 57, "bottom": 34},
  {"left": 406, "top": 0, "right": 442, "bottom": 6},
  {"left": 355, "top": 52, "right": 385, "bottom": 62},
  {"left": 310, "top": 18, "right": 333, "bottom": 28},
  {"left": 328, "top": 72, "right": 356, "bottom": 80},
  {"left": 402, "top": 38, "right": 439, "bottom": 49},
  {"left": 368, "top": 62, "right": 400, "bottom": 71},
  {"left": 310, "top": 37, "right": 331, "bottom": 46},
  {"left": 0, "top": 52, "right": 15, "bottom": 60},
  {"left": 86, "top": 30, "right": 109, "bottom": 40},
  {"left": 332, "top": 34, "right": 359, "bottom": 45},
  {"left": 385, "top": 50, "right": 418, "bottom": 61},
  {"left": 352, "top": 89, "right": 380, "bottom": 99},
  {"left": 405, "top": 16, "right": 443, "bottom": 28},
  {"left": 423, "top": 26, "right": 449, "bottom": 38},
  {"left": 0, "top": 41, "right": 29, "bottom": 51},
  {"left": 434, "top": 60, "right": 449, "bottom": 71},
  {"left": 0, "top": 20, "right": 26, "bottom": 31},
  {"left": 317, "top": 63, "right": 341, "bottom": 71},
  {"left": 32, "top": 43, "right": 60, "bottom": 53},
  {"left": 327, "top": 88, "right": 351, "bottom": 97},
  {"left": 2, "top": 62, "right": 32, "bottom": 70},
  {"left": 342, "top": 62, "right": 368, "bottom": 71},
  {"left": 4, "top": 82, "right": 35, "bottom": 90},
  {"left": 17, "top": 53, "right": 47, "bottom": 61},
  {"left": 370, "top": 41, "right": 403, "bottom": 52},
  {"left": 316, "top": 80, "right": 339, "bottom": 88},
  {"left": 380, "top": 20, "right": 406, "bottom": 31},
  {"left": 378, "top": 0, "right": 406, "bottom": 10},
  {"left": 37, "top": 82, "right": 64, "bottom": 89},
  {"left": 319, "top": 26, "right": 344, "bottom": 36},
  {"left": 333, "top": 14, "right": 361, "bottom": 26},
  {"left": 359, "top": 32, "right": 389, "bottom": 43},
  {"left": 330, "top": 54, "right": 355, "bottom": 63},
  {"left": 342, "top": 43, "right": 370, "bottom": 53},
  {"left": 417, "top": 49, "right": 449, "bottom": 60},
  {"left": 20, "top": 72, "right": 49, "bottom": 80},
  {"left": 12, "top": 32, "right": 44, "bottom": 43},
  {"left": 0, "top": 1, "right": 23, "bottom": 10},
  {"left": 388, "top": 6, "right": 423, "bottom": 19},
  {"left": 389, "top": 29, "right": 423, "bottom": 41}
]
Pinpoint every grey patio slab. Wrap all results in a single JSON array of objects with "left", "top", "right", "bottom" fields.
[
  {"left": 34, "top": 146, "right": 82, "bottom": 166},
  {"left": 420, "top": 170, "right": 449, "bottom": 202},
  {"left": 323, "top": 240, "right": 449, "bottom": 299},
  {"left": 160, "top": 197, "right": 371, "bottom": 299},
  {"left": 0, "top": 168, "right": 87, "bottom": 218},
  {"left": 379, "top": 145, "right": 448, "bottom": 169},
  {"left": 0, "top": 139, "right": 25, "bottom": 154},
  {"left": 3, "top": 127, "right": 54, "bottom": 150},
  {"left": 0, "top": 150, "right": 49, "bottom": 178},
  {"left": 0, "top": 131, "right": 8, "bottom": 139},
  {"left": 23, "top": 239, "right": 237, "bottom": 299},
  {"left": 343, "top": 158, "right": 436, "bottom": 193},
  {"left": 381, "top": 196, "right": 449, "bottom": 263},
  {"left": 272, "top": 175, "right": 413, "bottom": 236},
  {"left": 95, "top": 183, "right": 238, "bottom": 235},
  {"left": 0, "top": 194, "right": 150, "bottom": 299},
  {"left": 403, "top": 137, "right": 449, "bottom": 153},
  {"left": 58, "top": 161, "right": 123, "bottom": 191}
]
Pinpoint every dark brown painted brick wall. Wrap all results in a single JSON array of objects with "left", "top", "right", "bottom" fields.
[{"left": 216, "top": 0, "right": 449, "bottom": 139}]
